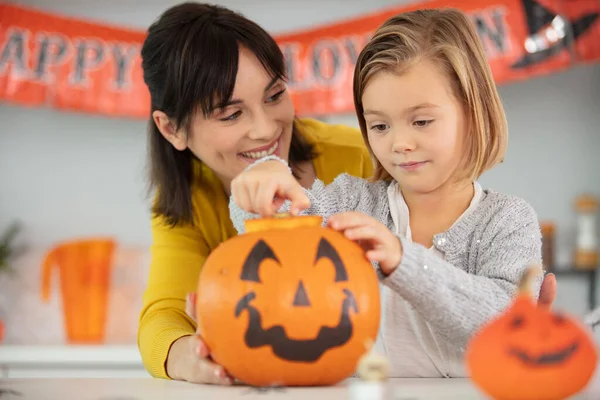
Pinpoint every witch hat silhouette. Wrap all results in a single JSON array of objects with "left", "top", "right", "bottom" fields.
[{"left": 511, "top": 0, "right": 599, "bottom": 69}]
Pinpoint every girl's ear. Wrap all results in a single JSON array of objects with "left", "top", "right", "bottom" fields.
[{"left": 152, "top": 110, "right": 187, "bottom": 151}]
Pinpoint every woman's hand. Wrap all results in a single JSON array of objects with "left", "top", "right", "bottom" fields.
[
  {"left": 230, "top": 160, "right": 310, "bottom": 216},
  {"left": 164, "top": 293, "right": 234, "bottom": 385},
  {"left": 328, "top": 212, "right": 403, "bottom": 275}
]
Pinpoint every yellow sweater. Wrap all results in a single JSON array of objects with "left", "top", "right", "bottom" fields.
[{"left": 137, "top": 118, "right": 373, "bottom": 379}]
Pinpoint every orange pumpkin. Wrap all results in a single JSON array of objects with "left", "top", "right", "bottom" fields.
[
  {"left": 466, "top": 266, "right": 598, "bottom": 400},
  {"left": 196, "top": 214, "right": 381, "bottom": 387}
]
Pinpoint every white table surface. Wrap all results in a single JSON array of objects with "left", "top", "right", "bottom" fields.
[
  {"left": 0, "top": 345, "right": 149, "bottom": 378},
  {"left": 0, "top": 345, "right": 142, "bottom": 366},
  {"left": 2, "top": 373, "right": 600, "bottom": 400}
]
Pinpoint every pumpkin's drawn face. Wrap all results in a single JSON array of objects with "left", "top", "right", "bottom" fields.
[
  {"left": 235, "top": 236, "right": 358, "bottom": 362},
  {"left": 501, "top": 303, "right": 584, "bottom": 369},
  {"left": 477, "top": 300, "right": 592, "bottom": 372},
  {"left": 467, "top": 267, "right": 598, "bottom": 400},
  {"left": 196, "top": 215, "right": 380, "bottom": 387}
]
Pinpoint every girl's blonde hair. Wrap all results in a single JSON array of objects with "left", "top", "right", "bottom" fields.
[{"left": 353, "top": 8, "right": 508, "bottom": 182}]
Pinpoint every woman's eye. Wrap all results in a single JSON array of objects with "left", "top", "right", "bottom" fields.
[
  {"left": 220, "top": 110, "right": 242, "bottom": 122},
  {"left": 266, "top": 89, "right": 285, "bottom": 103}
]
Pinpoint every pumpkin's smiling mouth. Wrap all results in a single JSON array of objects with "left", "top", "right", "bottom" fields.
[
  {"left": 234, "top": 288, "right": 358, "bottom": 362},
  {"left": 509, "top": 341, "right": 579, "bottom": 366}
]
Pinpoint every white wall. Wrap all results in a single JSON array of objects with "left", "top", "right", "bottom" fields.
[{"left": 1, "top": 0, "right": 599, "bottom": 330}]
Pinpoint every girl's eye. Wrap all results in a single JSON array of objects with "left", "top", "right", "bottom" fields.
[
  {"left": 414, "top": 119, "right": 433, "bottom": 127},
  {"left": 370, "top": 124, "right": 389, "bottom": 132},
  {"left": 267, "top": 89, "right": 285, "bottom": 103},
  {"left": 220, "top": 110, "right": 242, "bottom": 122}
]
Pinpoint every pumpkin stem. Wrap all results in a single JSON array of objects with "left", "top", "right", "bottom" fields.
[
  {"left": 517, "top": 264, "right": 543, "bottom": 296},
  {"left": 244, "top": 214, "right": 323, "bottom": 233}
]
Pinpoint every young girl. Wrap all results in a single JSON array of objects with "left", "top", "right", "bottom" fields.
[{"left": 228, "top": 8, "right": 543, "bottom": 378}]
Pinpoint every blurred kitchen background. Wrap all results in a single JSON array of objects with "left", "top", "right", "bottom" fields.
[{"left": 0, "top": 0, "right": 599, "bottom": 378}]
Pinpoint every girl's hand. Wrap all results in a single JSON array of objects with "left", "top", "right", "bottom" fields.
[
  {"left": 230, "top": 160, "right": 310, "bottom": 216},
  {"left": 164, "top": 293, "right": 234, "bottom": 385},
  {"left": 328, "top": 212, "right": 403, "bottom": 275}
]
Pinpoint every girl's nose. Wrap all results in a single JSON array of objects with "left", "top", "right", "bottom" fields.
[{"left": 391, "top": 131, "right": 416, "bottom": 153}]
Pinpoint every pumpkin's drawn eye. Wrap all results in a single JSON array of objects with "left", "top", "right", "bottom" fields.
[{"left": 511, "top": 315, "right": 525, "bottom": 329}]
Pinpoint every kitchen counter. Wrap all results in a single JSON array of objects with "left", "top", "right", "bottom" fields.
[
  {"left": 1, "top": 374, "right": 600, "bottom": 400},
  {"left": 0, "top": 345, "right": 149, "bottom": 378}
]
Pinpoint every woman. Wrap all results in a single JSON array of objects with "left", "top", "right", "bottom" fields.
[
  {"left": 138, "top": 2, "right": 373, "bottom": 384},
  {"left": 137, "top": 2, "right": 557, "bottom": 384}
]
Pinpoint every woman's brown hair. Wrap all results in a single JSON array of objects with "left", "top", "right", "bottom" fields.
[{"left": 141, "top": 2, "right": 316, "bottom": 226}]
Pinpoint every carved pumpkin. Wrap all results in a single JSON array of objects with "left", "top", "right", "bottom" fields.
[
  {"left": 466, "top": 266, "right": 598, "bottom": 400},
  {"left": 196, "top": 214, "right": 381, "bottom": 387}
]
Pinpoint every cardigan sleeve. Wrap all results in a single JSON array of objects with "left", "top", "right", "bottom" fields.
[
  {"left": 229, "top": 155, "right": 388, "bottom": 234},
  {"left": 378, "top": 196, "right": 543, "bottom": 350}
]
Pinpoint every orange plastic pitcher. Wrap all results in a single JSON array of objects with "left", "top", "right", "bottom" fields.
[{"left": 41, "top": 238, "right": 116, "bottom": 344}]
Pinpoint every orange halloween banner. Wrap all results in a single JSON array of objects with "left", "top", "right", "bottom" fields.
[{"left": 0, "top": 0, "right": 599, "bottom": 118}]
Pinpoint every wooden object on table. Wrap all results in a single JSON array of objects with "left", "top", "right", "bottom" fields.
[
  {"left": 574, "top": 194, "right": 598, "bottom": 270},
  {"left": 348, "top": 339, "right": 391, "bottom": 400},
  {"left": 355, "top": 339, "right": 390, "bottom": 382}
]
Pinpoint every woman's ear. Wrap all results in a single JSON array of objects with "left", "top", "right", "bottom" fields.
[{"left": 152, "top": 110, "right": 187, "bottom": 151}]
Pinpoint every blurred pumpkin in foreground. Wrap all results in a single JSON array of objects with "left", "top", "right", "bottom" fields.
[{"left": 467, "top": 266, "right": 598, "bottom": 400}]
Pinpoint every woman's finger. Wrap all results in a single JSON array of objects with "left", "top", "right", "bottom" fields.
[
  {"left": 190, "top": 357, "right": 234, "bottom": 385},
  {"left": 188, "top": 333, "right": 210, "bottom": 360},
  {"left": 187, "top": 335, "right": 234, "bottom": 384},
  {"left": 191, "top": 335, "right": 210, "bottom": 358},
  {"left": 185, "top": 292, "right": 197, "bottom": 322}
]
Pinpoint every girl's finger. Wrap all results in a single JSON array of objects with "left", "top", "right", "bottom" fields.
[
  {"left": 328, "top": 212, "right": 373, "bottom": 230},
  {"left": 256, "top": 179, "right": 279, "bottom": 217},
  {"left": 343, "top": 225, "right": 379, "bottom": 242},
  {"left": 232, "top": 181, "right": 253, "bottom": 213},
  {"left": 366, "top": 249, "right": 388, "bottom": 262},
  {"left": 249, "top": 179, "right": 263, "bottom": 214},
  {"left": 286, "top": 185, "right": 310, "bottom": 214}
]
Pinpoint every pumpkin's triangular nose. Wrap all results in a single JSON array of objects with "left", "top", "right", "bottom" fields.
[{"left": 293, "top": 281, "right": 311, "bottom": 307}]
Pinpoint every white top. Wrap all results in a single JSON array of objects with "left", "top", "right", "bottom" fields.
[{"left": 372, "top": 181, "right": 483, "bottom": 377}]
